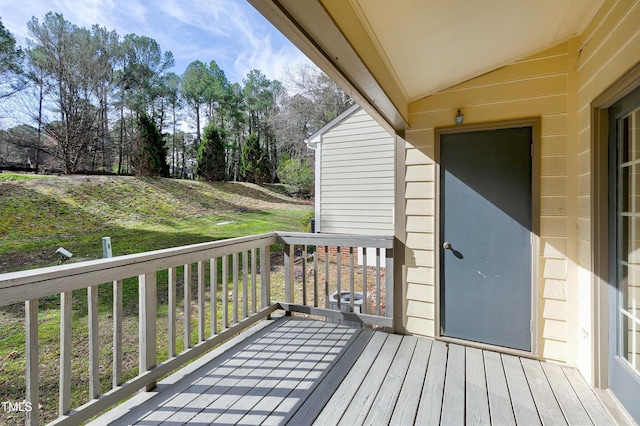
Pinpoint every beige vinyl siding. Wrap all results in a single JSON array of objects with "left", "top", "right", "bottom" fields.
[
  {"left": 576, "top": 0, "right": 640, "bottom": 380},
  {"left": 319, "top": 108, "right": 395, "bottom": 235},
  {"left": 404, "top": 42, "right": 572, "bottom": 363}
]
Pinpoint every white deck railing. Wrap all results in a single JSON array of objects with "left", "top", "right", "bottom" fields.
[
  {"left": 277, "top": 232, "right": 394, "bottom": 328},
  {"left": 0, "top": 232, "right": 393, "bottom": 425}
]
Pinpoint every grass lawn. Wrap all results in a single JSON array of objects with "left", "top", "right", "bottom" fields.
[
  {"left": 0, "top": 174, "right": 313, "bottom": 425},
  {"left": 0, "top": 174, "right": 312, "bottom": 271}
]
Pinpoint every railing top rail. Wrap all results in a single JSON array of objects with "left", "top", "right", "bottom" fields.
[
  {"left": 0, "top": 231, "right": 395, "bottom": 307},
  {"left": 275, "top": 232, "right": 394, "bottom": 248},
  {"left": 0, "top": 232, "right": 278, "bottom": 307}
]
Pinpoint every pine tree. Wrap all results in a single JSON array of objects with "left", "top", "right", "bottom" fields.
[
  {"left": 0, "top": 18, "right": 25, "bottom": 100},
  {"left": 196, "top": 124, "right": 226, "bottom": 181},
  {"left": 240, "top": 133, "right": 269, "bottom": 184},
  {"left": 133, "top": 112, "right": 169, "bottom": 177}
]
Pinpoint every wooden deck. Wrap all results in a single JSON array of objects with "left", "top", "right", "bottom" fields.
[{"left": 92, "top": 316, "right": 618, "bottom": 425}]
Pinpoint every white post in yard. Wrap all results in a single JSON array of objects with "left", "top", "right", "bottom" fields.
[{"left": 102, "top": 237, "right": 113, "bottom": 258}]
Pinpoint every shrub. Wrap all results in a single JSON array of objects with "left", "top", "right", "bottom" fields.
[{"left": 277, "top": 156, "right": 314, "bottom": 198}]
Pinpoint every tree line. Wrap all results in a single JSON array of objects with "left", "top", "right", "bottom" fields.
[{"left": 0, "top": 13, "right": 353, "bottom": 194}]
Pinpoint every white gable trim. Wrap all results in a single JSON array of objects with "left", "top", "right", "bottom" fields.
[{"left": 305, "top": 104, "right": 362, "bottom": 148}]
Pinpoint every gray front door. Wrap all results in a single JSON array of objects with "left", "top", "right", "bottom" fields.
[{"left": 440, "top": 127, "right": 532, "bottom": 352}]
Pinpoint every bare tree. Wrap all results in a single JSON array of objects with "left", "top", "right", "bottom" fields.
[
  {"left": 26, "top": 13, "right": 101, "bottom": 173},
  {"left": 283, "top": 62, "right": 353, "bottom": 129}
]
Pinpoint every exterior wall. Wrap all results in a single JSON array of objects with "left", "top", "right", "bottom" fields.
[
  {"left": 402, "top": 0, "right": 640, "bottom": 375},
  {"left": 319, "top": 108, "right": 395, "bottom": 235},
  {"left": 576, "top": 0, "right": 640, "bottom": 382},
  {"left": 404, "top": 42, "right": 574, "bottom": 363}
]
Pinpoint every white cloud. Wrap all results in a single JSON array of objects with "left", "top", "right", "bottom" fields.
[
  {"left": 155, "top": 0, "right": 308, "bottom": 82},
  {"left": 52, "top": 0, "right": 117, "bottom": 28},
  {"left": 2, "top": 0, "right": 309, "bottom": 84}
]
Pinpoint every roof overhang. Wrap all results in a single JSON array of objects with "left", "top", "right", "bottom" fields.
[
  {"left": 248, "top": 0, "right": 409, "bottom": 132},
  {"left": 248, "top": 0, "right": 604, "bottom": 132}
]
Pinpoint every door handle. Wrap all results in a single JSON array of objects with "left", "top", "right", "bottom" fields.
[{"left": 443, "top": 242, "right": 464, "bottom": 259}]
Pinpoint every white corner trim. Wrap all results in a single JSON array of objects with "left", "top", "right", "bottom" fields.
[{"left": 314, "top": 142, "right": 321, "bottom": 232}]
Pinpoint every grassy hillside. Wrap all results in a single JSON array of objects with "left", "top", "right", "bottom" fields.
[{"left": 0, "top": 173, "right": 313, "bottom": 273}]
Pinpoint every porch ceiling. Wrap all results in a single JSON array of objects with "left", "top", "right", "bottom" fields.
[{"left": 248, "top": 0, "right": 603, "bottom": 131}]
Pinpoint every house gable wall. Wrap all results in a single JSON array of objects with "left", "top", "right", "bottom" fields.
[{"left": 319, "top": 108, "right": 395, "bottom": 235}]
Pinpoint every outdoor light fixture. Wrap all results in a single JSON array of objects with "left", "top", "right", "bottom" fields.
[{"left": 455, "top": 109, "right": 464, "bottom": 124}]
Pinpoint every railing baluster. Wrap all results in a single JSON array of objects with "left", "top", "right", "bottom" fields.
[
  {"left": 232, "top": 253, "right": 239, "bottom": 324},
  {"left": 243, "top": 251, "right": 249, "bottom": 318},
  {"left": 336, "top": 247, "right": 341, "bottom": 310},
  {"left": 59, "top": 291, "right": 72, "bottom": 416},
  {"left": 324, "top": 246, "right": 329, "bottom": 309},
  {"left": 313, "top": 246, "right": 318, "bottom": 307},
  {"left": 284, "top": 244, "right": 294, "bottom": 307},
  {"left": 113, "top": 279, "right": 123, "bottom": 387},
  {"left": 210, "top": 258, "right": 217, "bottom": 336},
  {"left": 376, "top": 248, "right": 381, "bottom": 316},
  {"left": 25, "top": 299, "right": 39, "bottom": 426},
  {"left": 260, "top": 246, "right": 271, "bottom": 311},
  {"left": 362, "top": 248, "right": 368, "bottom": 314},
  {"left": 184, "top": 264, "right": 192, "bottom": 349},
  {"left": 386, "top": 247, "right": 394, "bottom": 325},
  {"left": 302, "top": 245, "right": 307, "bottom": 306},
  {"left": 222, "top": 255, "right": 228, "bottom": 328},
  {"left": 139, "top": 273, "right": 157, "bottom": 391},
  {"left": 198, "top": 261, "right": 205, "bottom": 342},
  {"left": 104, "top": 238, "right": 122, "bottom": 389},
  {"left": 168, "top": 268, "right": 176, "bottom": 358},
  {"left": 251, "top": 248, "right": 257, "bottom": 314},
  {"left": 88, "top": 285, "right": 100, "bottom": 399},
  {"left": 349, "top": 247, "right": 355, "bottom": 312}
]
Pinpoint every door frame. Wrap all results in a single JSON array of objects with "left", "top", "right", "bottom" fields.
[
  {"left": 591, "top": 63, "right": 640, "bottom": 425},
  {"left": 434, "top": 118, "right": 541, "bottom": 358},
  {"left": 592, "top": 62, "right": 640, "bottom": 389}
]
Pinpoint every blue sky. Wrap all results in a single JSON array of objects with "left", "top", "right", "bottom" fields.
[{"left": 1, "top": 0, "right": 310, "bottom": 84}]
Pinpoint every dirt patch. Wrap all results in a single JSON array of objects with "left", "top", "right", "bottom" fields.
[{"left": 0, "top": 248, "right": 56, "bottom": 273}]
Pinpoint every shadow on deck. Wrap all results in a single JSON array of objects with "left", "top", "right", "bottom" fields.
[{"left": 90, "top": 316, "right": 621, "bottom": 425}]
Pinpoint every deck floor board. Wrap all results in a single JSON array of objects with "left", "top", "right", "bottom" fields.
[
  {"left": 388, "top": 337, "right": 431, "bottom": 426},
  {"left": 337, "top": 333, "right": 402, "bottom": 424},
  {"left": 416, "top": 339, "right": 448, "bottom": 425},
  {"left": 364, "top": 336, "right": 418, "bottom": 425},
  {"left": 541, "top": 361, "right": 593, "bottom": 425},
  {"left": 484, "top": 350, "right": 517, "bottom": 426},
  {"left": 503, "top": 354, "right": 542, "bottom": 425},
  {"left": 441, "top": 343, "right": 466, "bottom": 425},
  {"left": 91, "top": 317, "right": 619, "bottom": 426},
  {"left": 465, "top": 346, "right": 490, "bottom": 426},
  {"left": 562, "top": 366, "right": 618, "bottom": 426}
]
